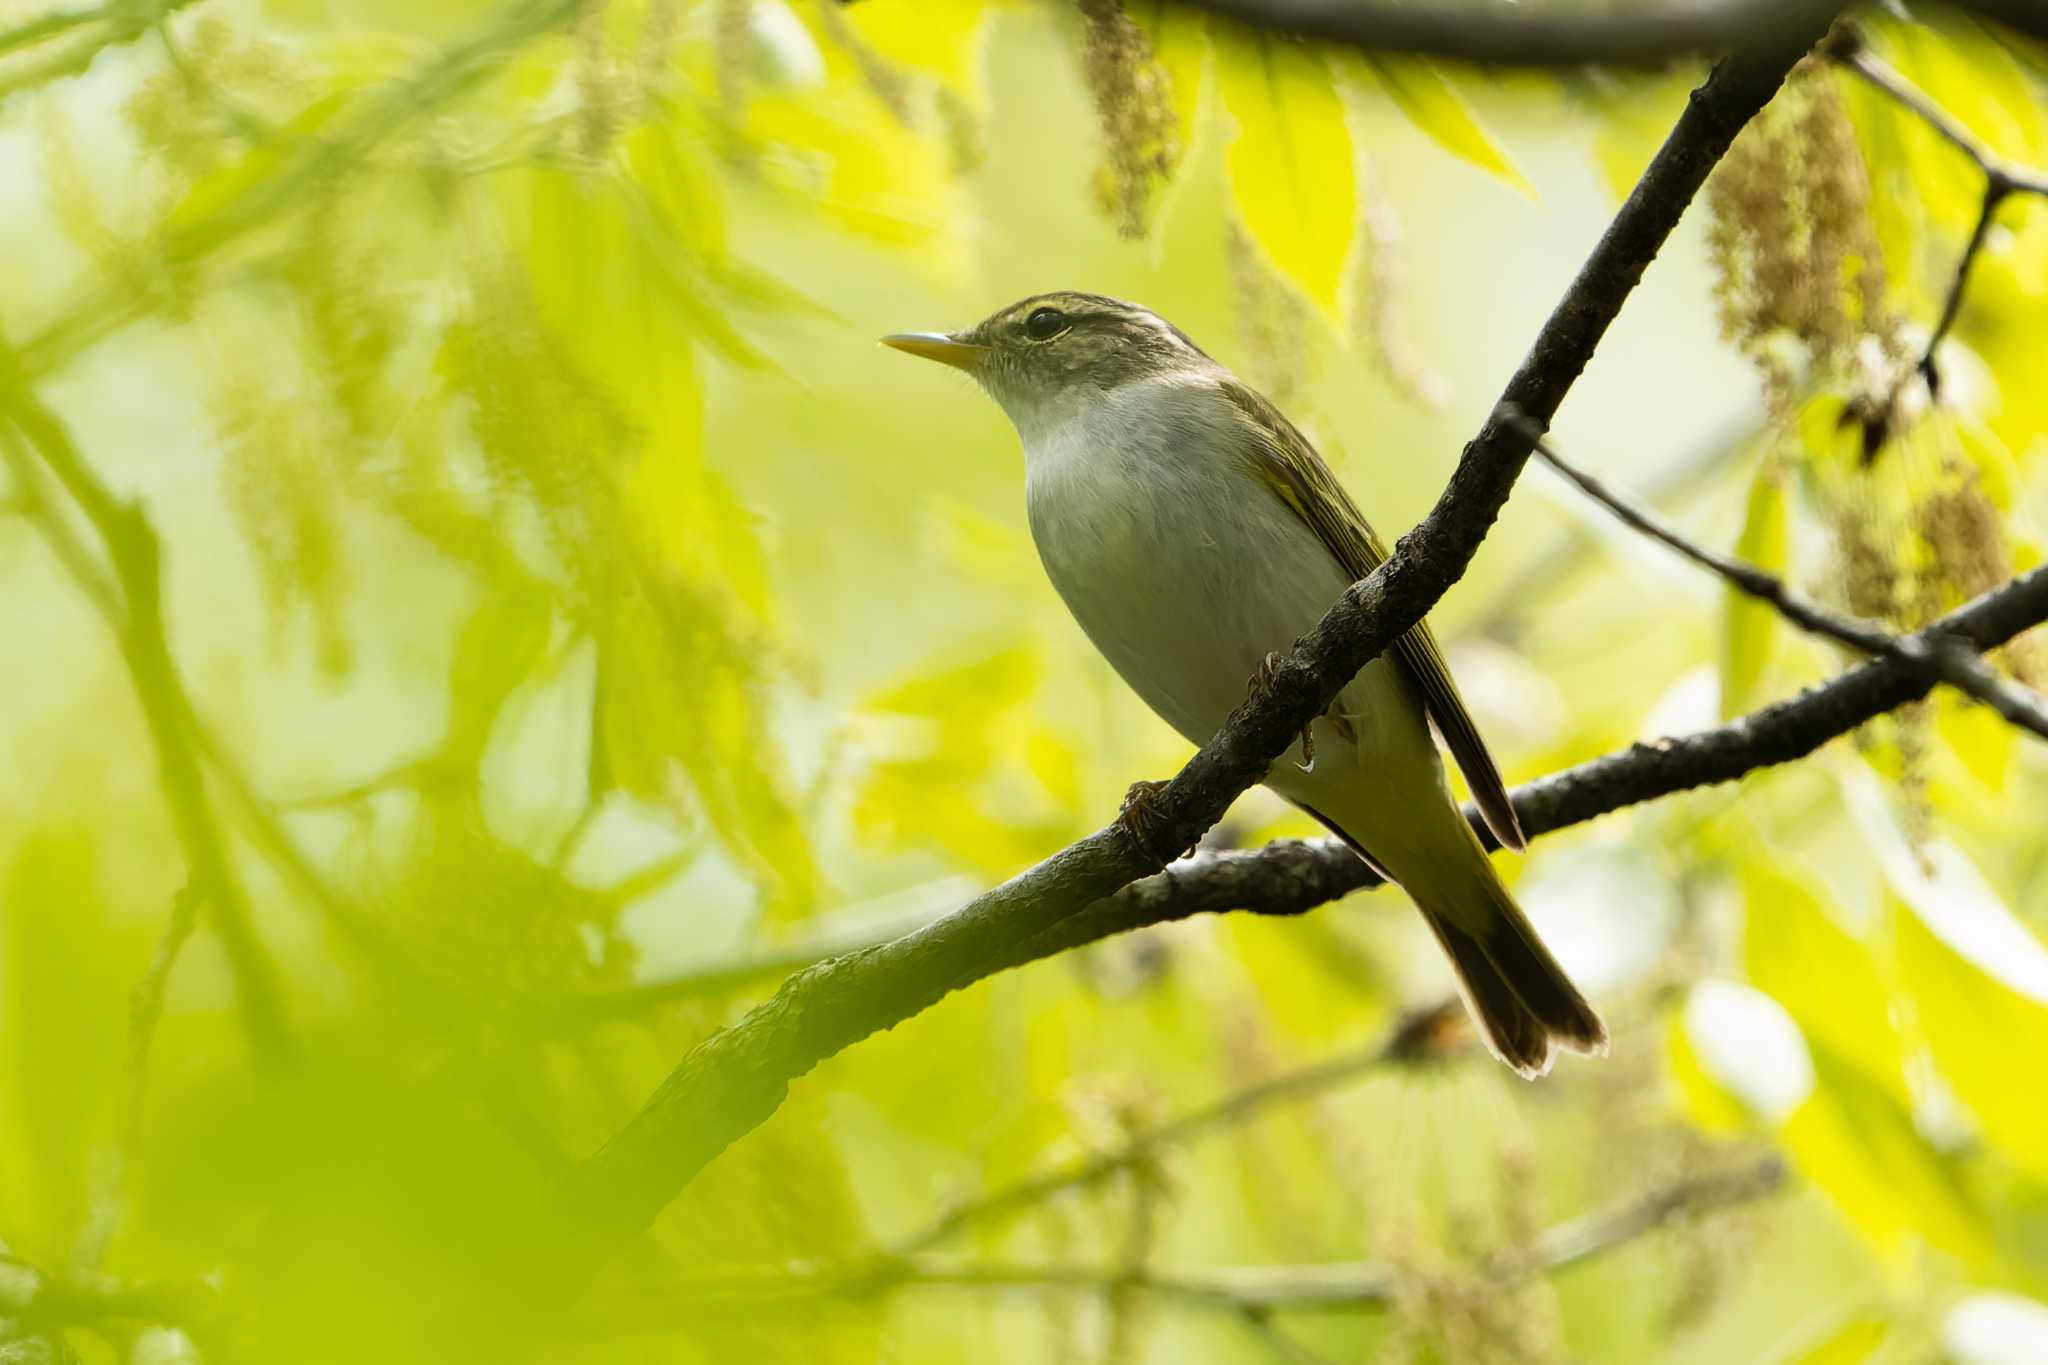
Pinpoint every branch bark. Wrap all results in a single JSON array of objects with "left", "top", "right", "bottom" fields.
[
  {"left": 1174, "top": 0, "right": 2048, "bottom": 68},
  {"left": 1520, "top": 417, "right": 2048, "bottom": 739},
  {"left": 557, "top": 34, "right": 1828, "bottom": 1250}
]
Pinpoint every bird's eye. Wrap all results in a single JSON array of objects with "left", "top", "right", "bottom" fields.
[{"left": 1023, "top": 306, "right": 1069, "bottom": 341}]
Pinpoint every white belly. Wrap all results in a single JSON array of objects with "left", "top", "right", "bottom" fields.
[{"left": 1021, "top": 378, "right": 1445, "bottom": 839}]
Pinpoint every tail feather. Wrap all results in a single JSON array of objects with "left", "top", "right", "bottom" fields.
[
  {"left": 1422, "top": 905, "right": 1606, "bottom": 1079},
  {"left": 1299, "top": 796, "right": 1606, "bottom": 1078},
  {"left": 1421, "top": 912, "right": 1556, "bottom": 1077}
]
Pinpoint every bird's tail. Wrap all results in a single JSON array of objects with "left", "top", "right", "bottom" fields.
[{"left": 1306, "top": 794, "right": 1606, "bottom": 1078}]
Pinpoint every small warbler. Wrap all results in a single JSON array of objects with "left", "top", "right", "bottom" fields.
[{"left": 885, "top": 292, "right": 1605, "bottom": 1077}]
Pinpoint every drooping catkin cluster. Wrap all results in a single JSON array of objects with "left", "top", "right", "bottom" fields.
[
  {"left": 1708, "top": 66, "right": 2039, "bottom": 812},
  {"left": 572, "top": 0, "right": 686, "bottom": 165},
  {"left": 438, "top": 269, "right": 634, "bottom": 607},
  {"left": 1708, "top": 66, "right": 1900, "bottom": 420},
  {"left": 123, "top": 18, "right": 296, "bottom": 182},
  {"left": 1228, "top": 222, "right": 1310, "bottom": 406},
  {"left": 1077, "top": 0, "right": 1181, "bottom": 239},
  {"left": 1352, "top": 151, "right": 1450, "bottom": 409},
  {"left": 812, "top": 0, "right": 915, "bottom": 125},
  {"left": 810, "top": 0, "right": 983, "bottom": 172},
  {"left": 216, "top": 380, "right": 354, "bottom": 676}
]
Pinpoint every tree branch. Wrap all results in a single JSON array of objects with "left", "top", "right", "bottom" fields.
[
  {"left": 968, "top": 559, "right": 2048, "bottom": 959},
  {"left": 16, "top": 0, "right": 585, "bottom": 383},
  {"left": 0, "top": 354, "right": 294, "bottom": 1067},
  {"left": 1829, "top": 29, "right": 2048, "bottom": 398},
  {"left": 1465, "top": 411, "right": 1759, "bottom": 641},
  {"left": 557, "top": 35, "right": 1827, "bottom": 1249},
  {"left": 0, "top": 1249, "right": 210, "bottom": 1331},
  {"left": 1518, "top": 415, "right": 2048, "bottom": 739},
  {"left": 1173, "top": 0, "right": 2048, "bottom": 68},
  {"left": 894, "top": 1002, "right": 1462, "bottom": 1257},
  {"left": 558, "top": 560, "right": 2048, "bottom": 1064},
  {"left": 615, "top": 1154, "right": 1785, "bottom": 1319},
  {"left": 0, "top": 0, "right": 205, "bottom": 113}
]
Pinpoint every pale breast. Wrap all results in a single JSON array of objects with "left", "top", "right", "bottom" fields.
[{"left": 1023, "top": 378, "right": 1359, "bottom": 748}]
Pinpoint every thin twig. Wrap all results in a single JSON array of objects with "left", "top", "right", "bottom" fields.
[
  {"left": 626, "top": 1154, "right": 1787, "bottom": 1318},
  {"left": 1465, "top": 412, "right": 1759, "bottom": 641},
  {"left": 0, "top": 0, "right": 205, "bottom": 112},
  {"left": 0, "top": 1249, "right": 211, "bottom": 1329},
  {"left": 119, "top": 883, "right": 207, "bottom": 1147},
  {"left": 1515, "top": 412, "right": 2048, "bottom": 740},
  {"left": 1830, "top": 31, "right": 2048, "bottom": 396},
  {"left": 0, "top": 2, "right": 108, "bottom": 59},
  {"left": 17, "top": 0, "right": 586, "bottom": 382},
  {"left": 0, "top": 353, "right": 294, "bottom": 1067},
  {"left": 893, "top": 1002, "right": 1461, "bottom": 1257}
]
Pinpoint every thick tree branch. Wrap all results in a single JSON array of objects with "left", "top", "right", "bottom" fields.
[
  {"left": 1520, "top": 417, "right": 2048, "bottom": 739},
  {"left": 558, "top": 36, "right": 1825, "bottom": 1249},
  {"left": 559, "top": 559, "right": 2048, "bottom": 1037},
  {"left": 1830, "top": 30, "right": 2048, "bottom": 398},
  {"left": 953, "top": 559, "right": 2048, "bottom": 969},
  {"left": 1175, "top": 0, "right": 2048, "bottom": 68}
]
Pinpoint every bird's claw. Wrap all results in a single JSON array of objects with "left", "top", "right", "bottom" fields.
[
  {"left": 1117, "top": 779, "right": 1193, "bottom": 865},
  {"left": 1248, "top": 651, "right": 1316, "bottom": 771}
]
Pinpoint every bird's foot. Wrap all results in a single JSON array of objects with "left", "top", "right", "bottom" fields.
[
  {"left": 1248, "top": 651, "right": 1316, "bottom": 772},
  {"left": 1117, "top": 779, "right": 1191, "bottom": 865}
]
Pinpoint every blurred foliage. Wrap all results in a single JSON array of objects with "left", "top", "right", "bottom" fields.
[{"left": 1, "top": 0, "right": 2047, "bottom": 1362}]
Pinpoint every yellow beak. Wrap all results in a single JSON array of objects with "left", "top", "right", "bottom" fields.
[{"left": 881, "top": 332, "right": 986, "bottom": 371}]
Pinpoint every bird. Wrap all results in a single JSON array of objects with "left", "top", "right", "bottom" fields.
[{"left": 883, "top": 291, "right": 1605, "bottom": 1077}]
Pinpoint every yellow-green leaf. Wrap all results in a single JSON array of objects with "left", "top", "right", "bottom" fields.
[
  {"left": 1216, "top": 32, "right": 1354, "bottom": 325},
  {"left": 1590, "top": 74, "right": 1693, "bottom": 203},
  {"left": 160, "top": 91, "right": 352, "bottom": 238},
  {"left": 841, "top": 0, "right": 994, "bottom": 100},
  {"left": 1891, "top": 866, "right": 2048, "bottom": 1179},
  {"left": 1721, "top": 456, "right": 1788, "bottom": 718},
  {"left": 1780, "top": 1049, "right": 1997, "bottom": 1269},
  {"left": 1364, "top": 56, "right": 1533, "bottom": 199},
  {"left": 1741, "top": 859, "right": 1906, "bottom": 1103},
  {"left": 1785, "top": 1315, "right": 1890, "bottom": 1365}
]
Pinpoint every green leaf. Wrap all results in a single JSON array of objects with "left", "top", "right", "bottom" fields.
[
  {"left": 1721, "top": 455, "right": 1789, "bottom": 718},
  {"left": 852, "top": 647, "right": 1080, "bottom": 875},
  {"left": 1780, "top": 1049, "right": 1997, "bottom": 1269},
  {"left": 841, "top": 0, "right": 992, "bottom": 102},
  {"left": 1783, "top": 1315, "right": 1890, "bottom": 1365},
  {"left": 1853, "top": 784, "right": 2048, "bottom": 1178},
  {"left": 1216, "top": 32, "right": 1355, "bottom": 325},
  {"left": 160, "top": 90, "right": 353, "bottom": 239},
  {"left": 1363, "top": 56, "right": 1533, "bottom": 198},
  {"left": 1741, "top": 859, "right": 1907, "bottom": 1104},
  {"left": 1589, "top": 74, "right": 1693, "bottom": 203},
  {"left": 1890, "top": 855, "right": 2048, "bottom": 1179}
]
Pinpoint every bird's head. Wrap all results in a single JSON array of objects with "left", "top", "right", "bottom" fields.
[{"left": 883, "top": 292, "right": 1212, "bottom": 437}]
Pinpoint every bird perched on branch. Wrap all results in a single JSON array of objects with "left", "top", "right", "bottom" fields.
[{"left": 885, "top": 292, "right": 1605, "bottom": 1076}]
